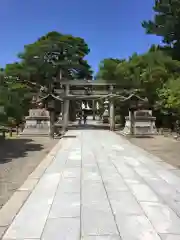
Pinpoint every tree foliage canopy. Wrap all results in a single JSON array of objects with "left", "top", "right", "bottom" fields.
[
  {"left": 0, "top": 31, "right": 93, "bottom": 127},
  {"left": 5, "top": 31, "right": 92, "bottom": 88},
  {"left": 96, "top": 48, "right": 180, "bottom": 117},
  {"left": 142, "top": 0, "right": 180, "bottom": 59}
]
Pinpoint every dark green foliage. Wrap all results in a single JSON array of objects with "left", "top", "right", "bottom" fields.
[
  {"left": 142, "top": 0, "right": 180, "bottom": 60},
  {"left": 0, "top": 31, "right": 93, "bottom": 127}
]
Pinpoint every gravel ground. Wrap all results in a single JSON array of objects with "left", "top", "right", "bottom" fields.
[
  {"left": 128, "top": 135, "right": 180, "bottom": 169},
  {"left": 0, "top": 136, "right": 58, "bottom": 208}
]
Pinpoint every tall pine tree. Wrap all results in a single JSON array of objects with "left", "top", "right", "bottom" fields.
[{"left": 142, "top": 0, "right": 180, "bottom": 60}]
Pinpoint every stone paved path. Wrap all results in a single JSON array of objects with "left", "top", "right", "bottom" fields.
[{"left": 3, "top": 130, "right": 180, "bottom": 240}]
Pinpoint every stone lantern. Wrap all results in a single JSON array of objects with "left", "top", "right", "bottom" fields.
[{"left": 102, "top": 99, "right": 109, "bottom": 123}]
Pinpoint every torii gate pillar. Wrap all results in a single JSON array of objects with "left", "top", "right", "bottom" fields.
[
  {"left": 92, "top": 100, "right": 96, "bottom": 120},
  {"left": 62, "top": 85, "right": 70, "bottom": 133},
  {"left": 109, "top": 85, "right": 115, "bottom": 131},
  {"left": 110, "top": 100, "right": 115, "bottom": 131}
]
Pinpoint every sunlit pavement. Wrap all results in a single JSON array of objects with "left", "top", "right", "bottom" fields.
[{"left": 3, "top": 130, "right": 180, "bottom": 240}]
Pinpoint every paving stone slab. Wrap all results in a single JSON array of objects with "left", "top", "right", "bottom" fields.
[
  {"left": 81, "top": 206, "right": 118, "bottom": 237},
  {"left": 134, "top": 165, "right": 160, "bottom": 181},
  {"left": 102, "top": 177, "right": 128, "bottom": 192},
  {"left": 0, "top": 191, "right": 30, "bottom": 227},
  {"left": 145, "top": 179, "right": 180, "bottom": 216},
  {"left": 28, "top": 140, "right": 62, "bottom": 179},
  {"left": 63, "top": 168, "right": 81, "bottom": 178},
  {"left": 82, "top": 200, "right": 111, "bottom": 212},
  {"left": 98, "top": 165, "right": 117, "bottom": 173},
  {"left": 82, "top": 165, "right": 99, "bottom": 171},
  {"left": 49, "top": 192, "right": 80, "bottom": 218},
  {"left": 66, "top": 160, "right": 81, "bottom": 168},
  {"left": 124, "top": 156, "right": 142, "bottom": 168},
  {"left": 82, "top": 183, "right": 107, "bottom": 204},
  {"left": 140, "top": 202, "right": 180, "bottom": 234},
  {"left": 3, "top": 173, "right": 61, "bottom": 239},
  {"left": 57, "top": 177, "right": 80, "bottom": 193},
  {"left": 157, "top": 162, "right": 176, "bottom": 170},
  {"left": 82, "top": 173, "right": 101, "bottom": 182},
  {"left": 113, "top": 163, "right": 142, "bottom": 182},
  {"left": 82, "top": 236, "right": 121, "bottom": 240},
  {"left": 116, "top": 215, "right": 161, "bottom": 240},
  {"left": 146, "top": 178, "right": 180, "bottom": 200},
  {"left": 68, "top": 152, "right": 81, "bottom": 161},
  {"left": 170, "top": 169, "right": 180, "bottom": 178},
  {"left": 45, "top": 151, "right": 68, "bottom": 174},
  {"left": 108, "top": 191, "right": 143, "bottom": 215},
  {"left": 41, "top": 218, "right": 80, "bottom": 240},
  {"left": 156, "top": 170, "right": 180, "bottom": 188},
  {"left": 160, "top": 234, "right": 180, "bottom": 240},
  {"left": 127, "top": 183, "right": 160, "bottom": 202}
]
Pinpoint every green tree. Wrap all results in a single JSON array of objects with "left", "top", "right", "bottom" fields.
[
  {"left": 4, "top": 32, "right": 93, "bottom": 126},
  {"left": 142, "top": 0, "right": 180, "bottom": 59},
  {"left": 116, "top": 51, "right": 180, "bottom": 104},
  {"left": 96, "top": 58, "right": 125, "bottom": 81},
  {"left": 0, "top": 72, "right": 32, "bottom": 129},
  {"left": 17, "top": 31, "right": 92, "bottom": 86},
  {"left": 96, "top": 50, "right": 180, "bottom": 125},
  {"left": 157, "top": 78, "right": 180, "bottom": 113}
]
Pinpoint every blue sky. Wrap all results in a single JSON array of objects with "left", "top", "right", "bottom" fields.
[{"left": 0, "top": 0, "right": 161, "bottom": 73}]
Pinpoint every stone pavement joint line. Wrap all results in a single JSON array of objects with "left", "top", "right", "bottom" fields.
[{"left": 2, "top": 130, "right": 180, "bottom": 239}]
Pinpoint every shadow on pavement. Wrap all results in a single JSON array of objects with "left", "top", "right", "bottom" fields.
[
  {"left": 128, "top": 135, "right": 154, "bottom": 139},
  {"left": 62, "top": 135, "right": 77, "bottom": 138},
  {"left": 0, "top": 138, "right": 44, "bottom": 164},
  {"left": 67, "top": 124, "right": 110, "bottom": 130}
]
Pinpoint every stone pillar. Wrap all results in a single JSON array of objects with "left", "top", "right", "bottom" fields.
[
  {"left": 109, "top": 85, "right": 115, "bottom": 131},
  {"left": 129, "top": 110, "right": 135, "bottom": 135},
  {"left": 47, "top": 99, "right": 56, "bottom": 139},
  {"left": 49, "top": 110, "right": 55, "bottom": 138},
  {"left": 62, "top": 85, "right": 70, "bottom": 133},
  {"left": 92, "top": 100, "right": 95, "bottom": 120},
  {"left": 61, "top": 102, "right": 64, "bottom": 119},
  {"left": 109, "top": 99, "right": 115, "bottom": 131}
]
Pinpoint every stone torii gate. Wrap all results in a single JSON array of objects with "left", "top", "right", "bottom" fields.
[
  {"left": 55, "top": 80, "right": 120, "bottom": 133},
  {"left": 41, "top": 80, "right": 148, "bottom": 138}
]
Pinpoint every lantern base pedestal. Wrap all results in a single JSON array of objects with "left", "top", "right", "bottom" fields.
[
  {"left": 20, "top": 109, "right": 50, "bottom": 136},
  {"left": 121, "top": 110, "right": 157, "bottom": 136},
  {"left": 102, "top": 109, "right": 109, "bottom": 124}
]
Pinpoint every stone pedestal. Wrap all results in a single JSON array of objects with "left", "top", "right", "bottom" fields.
[
  {"left": 21, "top": 109, "right": 50, "bottom": 136},
  {"left": 102, "top": 110, "right": 109, "bottom": 123},
  {"left": 102, "top": 99, "right": 109, "bottom": 124},
  {"left": 122, "top": 110, "right": 157, "bottom": 136}
]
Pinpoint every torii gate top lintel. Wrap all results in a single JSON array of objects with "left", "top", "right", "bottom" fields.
[{"left": 59, "top": 80, "right": 121, "bottom": 86}]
